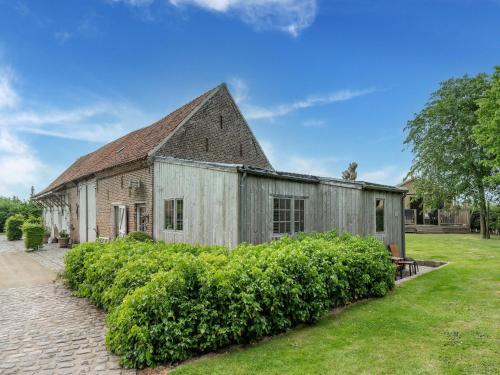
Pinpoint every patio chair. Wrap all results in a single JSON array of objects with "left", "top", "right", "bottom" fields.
[{"left": 388, "top": 243, "right": 419, "bottom": 277}]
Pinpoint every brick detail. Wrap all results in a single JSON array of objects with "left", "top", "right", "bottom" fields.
[
  {"left": 155, "top": 86, "right": 272, "bottom": 169},
  {"left": 95, "top": 165, "right": 153, "bottom": 239}
]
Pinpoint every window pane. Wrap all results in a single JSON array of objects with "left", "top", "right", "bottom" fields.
[
  {"left": 376, "top": 199, "right": 384, "bottom": 232},
  {"left": 176, "top": 199, "right": 183, "bottom": 231},
  {"left": 273, "top": 198, "right": 279, "bottom": 209},
  {"left": 164, "top": 200, "right": 174, "bottom": 230},
  {"left": 273, "top": 222, "right": 279, "bottom": 234}
]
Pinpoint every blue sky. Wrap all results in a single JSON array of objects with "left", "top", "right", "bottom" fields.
[{"left": 0, "top": 0, "right": 499, "bottom": 198}]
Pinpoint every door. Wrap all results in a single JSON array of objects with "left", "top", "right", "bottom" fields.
[
  {"left": 114, "top": 205, "right": 127, "bottom": 238},
  {"left": 87, "top": 181, "right": 97, "bottom": 241},
  {"left": 79, "top": 183, "right": 87, "bottom": 242},
  {"left": 136, "top": 204, "right": 147, "bottom": 232}
]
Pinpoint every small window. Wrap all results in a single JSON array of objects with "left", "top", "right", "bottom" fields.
[
  {"left": 219, "top": 115, "right": 223, "bottom": 129},
  {"left": 376, "top": 199, "right": 384, "bottom": 232},
  {"left": 239, "top": 142, "right": 243, "bottom": 157},
  {"left": 205, "top": 138, "right": 209, "bottom": 152},
  {"left": 294, "top": 199, "right": 305, "bottom": 233},
  {"left": 164, "top": 199, "right": 184, "bottom": 231},
  {"left": 273, "top": 197, "right": 305, "bottom": 235},
  {"left": 273, "top": 198, "right": 291, "bottom": 234},
  {"left": 176, "top": 199, "right": 183, "bottom": 231}
]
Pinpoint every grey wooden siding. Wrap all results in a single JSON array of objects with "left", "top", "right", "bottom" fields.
[
  {"left": 153, "top": 160, "right": 239, "bottom": 247},
  {"left": 241, "top": 175, "right": 403, "bottom": 250}
]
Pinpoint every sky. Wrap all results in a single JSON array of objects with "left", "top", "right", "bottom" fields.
[{"left": 0, "top": 0, "right": 499, "bottom": 199}]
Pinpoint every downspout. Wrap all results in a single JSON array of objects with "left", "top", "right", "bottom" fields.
[
  {"left": 238, "top": 170, "right": 247, "bottom": 245},
  {"left": 401, "top": 192, "right": 407, "bottom": 258}
]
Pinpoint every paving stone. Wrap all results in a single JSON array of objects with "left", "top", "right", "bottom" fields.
[{"left": 0, "top": 235, "right": 136, "bottom": 375}]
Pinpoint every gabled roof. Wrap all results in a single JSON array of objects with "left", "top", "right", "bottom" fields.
[{"left": 36, "top": 84, "right": 220, "bottom": 196}]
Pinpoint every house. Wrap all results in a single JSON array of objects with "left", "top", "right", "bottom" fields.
[
  {"left": 35, "top": 83, "right": 407, "bottom": 256},
  {"left": 399, "top": 177, "right": 470, "bottom": 233}
]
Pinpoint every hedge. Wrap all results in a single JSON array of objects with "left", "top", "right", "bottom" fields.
[
  {"left": 5, "top": 214, "right": 24, "bottom": 241},
  {"left": 22, "top": 222, "right": 44, "bottom": 251},
  {"left": 62, "top": 231, "right": 394, "bottom": 368},
  {"left": 125, "top": 231, "right": 153, "bottom": 242}
]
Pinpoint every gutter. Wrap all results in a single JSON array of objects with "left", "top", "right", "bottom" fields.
[{"left": 238, "top": 171, "right": 247, "bottom": 244}]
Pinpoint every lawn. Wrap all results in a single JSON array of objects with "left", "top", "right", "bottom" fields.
[{"left": 172, "top": 234, "right": 499, "bottom": 375}]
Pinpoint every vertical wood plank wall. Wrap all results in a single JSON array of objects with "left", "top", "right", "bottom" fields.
[
  {"left": 241, "top": 175, "right": 403, "bottom": 250},
  {"left": 153, "top": 161, "right": 239, "bottom": 248}
]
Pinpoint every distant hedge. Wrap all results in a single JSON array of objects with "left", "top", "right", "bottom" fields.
[
  {"left": 5, "top": 214, "right": 24, "bottom": 241},
  {"left": 22, "top": 222, "right": 44, "bottom": 251},
  {"left": 62, "top": 231, "right": 394, "bottom": 368}
]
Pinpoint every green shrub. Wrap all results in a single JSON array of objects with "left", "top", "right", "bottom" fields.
[
  {"left": 125, "top": 231, "right": 153, "bottom": 242},
  {"left": 25, "top": 215, "right": 43, "bottom": 225},
  {"left": 0, "top": 196, "right": 41, "bottom": 232},
  {"left": 63, "top": 231, "right": 394, "bottom": 368},
  {"left": 22, "top": 222, "right": 44, "bottom": 251},
  {"left": 5, "top": 214, "right": 24, "bottom": 241},
  {"left": 63, "top": 242, "right": 104, "bottom": 290}
]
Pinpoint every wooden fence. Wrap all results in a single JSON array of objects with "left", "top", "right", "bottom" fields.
[
  {"left": 438, "top": 208, "right": 470, "bottom": 227},
  {"left": 404, "top": 209, "right": 417, "bottom": 225}
]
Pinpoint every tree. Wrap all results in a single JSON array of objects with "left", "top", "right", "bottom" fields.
[
  {"left": 475, "top": 66, "right": 500, "bottom": 186},
  {"left": 404, "top": 74, "right": 495, "bottom": 239}
]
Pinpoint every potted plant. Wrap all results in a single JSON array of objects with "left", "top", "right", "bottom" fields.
[
  {"left": 58, "top": 230, "right": 69, "bottom": 248},
  {"left": 43, "top": 227, "right": 51, "bottom": 244}
]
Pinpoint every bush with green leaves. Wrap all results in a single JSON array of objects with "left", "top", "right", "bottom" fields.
[
  {"left": 5, "top": 214, "right": 24, "bottom": 241},
  {"left": 0, "top": 196, "right": 41, "bottom": 232},
  {"left": 22, "top": 222, "right": 44, "bottom": 251},
  {"left": 63, "top": 231, "right": 394, "bottom": 368},
  {"left": 125, "top": 231, "right": 153, "bottom": 242}
]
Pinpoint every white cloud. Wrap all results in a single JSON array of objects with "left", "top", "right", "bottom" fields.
[
  {"left": 112, "top": 0, "right": 317, "bottom": 36},
  {"left": 229, "top": 78, "right": 375, "bottom": 121},
  {"left": 358, "top": 165, "right": 406, "bottom": 186},
  {"left": 0, "top": 65, "right": 150, "bottom": 197},
  {"left": 259, "top": 139, "right": 345, "bottom": 177},
  {"left": 109, "top": 0, "right": 155, "bottom": 6},
  {"left": 0, "top": 128, "right": 47, "bottom": 197},
  {"left": 302, "top": 119, "right": 326, "bottom": 128},
  {"left": 0, "top": 68, "right": 18, "bottom": 109},
  {"left": 54, "top": 31, "right": 72, "bottom": 44},
  {"left": 0, "top": 102, "right": 146, "bottom": 143},
  {"left": 170, "top": 0, "right": 317, "bottom": 36}
]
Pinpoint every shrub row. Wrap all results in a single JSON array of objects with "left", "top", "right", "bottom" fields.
[
  {"left": 22, "top": 222, "right": 44, "bottom": 251},
  {"left": 63, "top": 232, "right": 394, "bottom": 368},
  {"left": 5, "top": 214, "right": 24, "bottom": 241}
]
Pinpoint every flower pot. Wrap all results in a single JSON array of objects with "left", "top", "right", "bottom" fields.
[
  {"left": 58, "top": 237, "right": 69, "bottom": 248},
  {"left": 43, "top": 234, "right": 50, "bottom": 244}
]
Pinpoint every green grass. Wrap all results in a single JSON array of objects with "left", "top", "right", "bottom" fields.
[{"left": 172, "top": 234, "right": 500, "bottom": 375}]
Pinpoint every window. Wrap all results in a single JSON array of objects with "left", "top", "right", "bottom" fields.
[
  {"left": 273, "top": 198, "right": 291, "bottom": 234},
  {"left": 165, "top": 199, "right": 184, "bottom": 231},
  {"left": 176, "top": 199, "right": 183, "bottom": 231},
  {"left": 136, "top": 204, "right": 147, "bottom": 232},
  {"left": 273, "top": 197, "right": 305, "bottom": 235},
  {"left": 294, "top": 199, "right": 305, "bottom": 233},
  {"left": 376, "top": 199, "right": 385, "bottom": 232}
]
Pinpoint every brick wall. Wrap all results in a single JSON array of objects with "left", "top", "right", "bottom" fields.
[
  {"left": 95, "top": 163, "right": 153, "bottom": 238},
  {"left": 155, "top": 85, "right": 273, "bottom": 169}
]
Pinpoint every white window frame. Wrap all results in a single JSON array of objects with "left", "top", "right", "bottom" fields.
[{"left": 164, "top": 198, "right": 184, "bottom": 231}]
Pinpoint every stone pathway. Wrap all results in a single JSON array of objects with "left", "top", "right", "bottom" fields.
[{"left": 0, "top": 235, "right": 136, "bottom": 374}]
